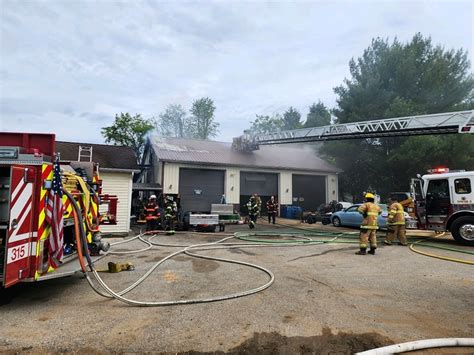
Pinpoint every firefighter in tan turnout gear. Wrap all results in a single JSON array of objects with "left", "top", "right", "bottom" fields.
[
  {"left": 356, "top": 192, "right": 382, "bottom": 255},
  {"left": 384, "top": 196, "right": 407, "bottom": 246}
]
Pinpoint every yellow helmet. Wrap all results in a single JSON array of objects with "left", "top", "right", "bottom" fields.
[{"left": 364, "top": 192, "right": 375, "bottom": 199}]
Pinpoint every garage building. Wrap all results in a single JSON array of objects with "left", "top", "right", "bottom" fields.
[{"left": 141, "top": 137, "right": 341, "bottom": 214}]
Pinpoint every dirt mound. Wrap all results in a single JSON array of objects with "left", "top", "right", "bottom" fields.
[{"left": 180, "top": 327, "right": 393, "bottom": 354}]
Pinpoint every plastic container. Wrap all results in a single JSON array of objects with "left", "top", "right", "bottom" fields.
[{"left": 291, "top": 206, "right": 303, "bottom": 219}]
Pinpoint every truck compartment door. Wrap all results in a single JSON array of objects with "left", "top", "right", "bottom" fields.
[{"left": 4, "top": 166, "right": 36, "bottom": 287}]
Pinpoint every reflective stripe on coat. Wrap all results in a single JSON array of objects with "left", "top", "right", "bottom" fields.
[
  {"left": 388, "top": 202, "right": 405, "bottom": 225},
  {"left": 357, "top": 202, "right": 382, "bottom": 230}
]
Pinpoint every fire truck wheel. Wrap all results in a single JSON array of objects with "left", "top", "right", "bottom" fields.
[{"left": 451, "top": 216, "right": 474, "bottom": 246}]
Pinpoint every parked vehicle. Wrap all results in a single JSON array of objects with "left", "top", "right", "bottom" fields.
[
  {"left": 302, "top": 201, "right": 353, "bottom": 224},
  {"left": 331, "top": 204, "right": 415, "bottom": 229},
  {"left": 331, "top": 204, "right": 386, "bottom": 228},
  {"left": 1, "top": 133, "right": 117, "bottom": 289},
  {"left": 411, "top": 169, "right": 474, "bottom": 245}
]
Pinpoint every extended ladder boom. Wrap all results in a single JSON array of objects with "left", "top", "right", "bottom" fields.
[{"left": 233, "top": 110, "right": 474, "bottom": 151}]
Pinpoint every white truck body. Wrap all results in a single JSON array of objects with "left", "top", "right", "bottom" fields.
[{"left": 411, "top": 171, "right": 474, "bottom": 245}]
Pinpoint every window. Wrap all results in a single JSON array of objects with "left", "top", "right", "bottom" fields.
[
  {"left": 346, "top": 206, "right": 359, "bottom": 212},
  {"left": 427, "top": 179, "right": 449, "bottom": 199},
  {"left": 455, "top": 178, "right": 471, "bottom": 194}
]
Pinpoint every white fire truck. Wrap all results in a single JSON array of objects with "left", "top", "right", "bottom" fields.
[
  {"left": 411, "top": 168, "right": 474, "bottom": 245},
  {"left": 1, "top": 133, "right": 117, "bottom": 288}
]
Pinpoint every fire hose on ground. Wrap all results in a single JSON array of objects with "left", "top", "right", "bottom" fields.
[
  {"left": 272, "top": 218, "right": 474, "bottom": 264},
  {"left": 66, "top": 185, "right": 473, "bottom": 307},
  {"left": 355, "top": 338, "right": 474, "bottom": 354},
  {"left": 63, "top": 190, "right": 473, "bottom": 352}
]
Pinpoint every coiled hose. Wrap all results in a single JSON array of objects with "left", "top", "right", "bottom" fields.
[{"left": 64, "top": 190, "right": 283, "bottom": 306}]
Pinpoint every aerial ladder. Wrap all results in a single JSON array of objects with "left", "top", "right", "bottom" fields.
[
  {"left": 232, "top": 110, "right": 474, "bottom": 245},
  {"left": 232, "top": 110, "right": 474, "bottom": 151}
]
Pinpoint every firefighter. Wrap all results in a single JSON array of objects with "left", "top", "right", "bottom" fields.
[
  {"left": 384, "top": 196, "right": 407, "bottom": 246},
  {"left": 247, "top": 194, "right": 260, "bottom": 229},
  {"left": 266, "top": 196, "right": 278, "bottom": 224},
  {"left": 356, "top": 192, "right": 382, "bottom": 255},
  {"left": 163, "top": 195, "right": 177, "bottom": 235},
  {"left": 145, "top": 195, "right": 160, "bottom": 232}
]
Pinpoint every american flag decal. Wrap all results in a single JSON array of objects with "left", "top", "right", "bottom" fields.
[{"left": 45, "top": 157, "right": 64, "bottom": 268}]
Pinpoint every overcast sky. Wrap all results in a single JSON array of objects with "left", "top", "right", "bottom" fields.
[{"left": 1, "top": 0, "right": 473, "bottom": 143}]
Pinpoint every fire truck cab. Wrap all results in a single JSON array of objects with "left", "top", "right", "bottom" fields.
[
  {"left": 411, "top": 169, "right": 474, "bottom": 245},
  {"left": 1, "top": 133, "right": 117, "bottom": 288}
]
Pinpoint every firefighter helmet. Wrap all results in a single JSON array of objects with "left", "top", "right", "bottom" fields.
[
  {"left": 149, "top": 195, "right": 157, "bottom": 200},
  {"left": 364, "top": 192, "right": 375, "bottom": 200}
]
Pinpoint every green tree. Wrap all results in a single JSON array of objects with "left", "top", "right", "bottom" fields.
[
  {"left": 305, "top": 101, "right": 331, "bottom": 127},
  {"left": 282, "top": 106, "right": 302, "bottom": 130},
  {"left": 101, "top": 113, "right": 154, "bottom": 162},
  {"left": 157, "top": 104, "right": 189, "bottom": 138},
  {"left": 249, "top": 114, "right": 284, "bottom": 134},
  {"left": 322, "top": 33, "right": 474, "bottom": 200},
  {"left": 190, "top": 97, "right": 219, "bottom": 139}
]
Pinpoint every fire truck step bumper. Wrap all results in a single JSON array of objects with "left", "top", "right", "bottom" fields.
[{"left": 22, "top": 254, "right": 107, "bottom": 282}]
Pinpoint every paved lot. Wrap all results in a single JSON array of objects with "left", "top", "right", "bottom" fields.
[{"left": 1, "top": 221, "right": 473, "bottom": 354}]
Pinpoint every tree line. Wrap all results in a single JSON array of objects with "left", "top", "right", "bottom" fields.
[
  {"left": 102, "top": 97, "right": 220, "bottom": 161},
  {"left": 102, "top": 33, "right": 474, "bottom": 201},
  {"left": 248, "top": 101, "right": 331, "bottom": 134}
]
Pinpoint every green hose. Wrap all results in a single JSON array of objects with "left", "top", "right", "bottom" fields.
[{"left": 235, "top": 229, "right": 474, "bottom": 256}]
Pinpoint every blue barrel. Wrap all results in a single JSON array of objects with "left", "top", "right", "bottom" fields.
[
  {"left": 288, "top": 206, "right": 295, "bottom": 219},
  {"left": 280, "top": 205, "right": 289, "bottom": 218},
  {"left": 291, "top": 206, "right": 302, "bottom": 219}
]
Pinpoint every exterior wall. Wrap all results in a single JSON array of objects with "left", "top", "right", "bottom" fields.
[
  {"left": 225, "top": 167, "right": 240, "bottom": 203},
  {"left": 159, "top": 162, "right": 338, "bottom": 206},
  {"left": 99, "top": 171, "right": 133, "bottom": 234},
  {"left": 327, "top": 173, "right": 339, "bottom": 202},
  {"left": 163, "top": 162, "right": 180, "bottom": 194},
  {"left": 279, "top": 172, "right": 292, "bottom": 205}
]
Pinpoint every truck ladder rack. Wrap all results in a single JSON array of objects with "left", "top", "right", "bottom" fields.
[{"left": 232, "top": 110, "right": 473, "bottom": 151}]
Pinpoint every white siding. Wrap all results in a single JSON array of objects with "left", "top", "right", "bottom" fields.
[
  {"left": 279, "top": 172, "right": 292, "bottom": 205},
  {"left": 225, "top": 167, "right": 240, "bottom": 203},
  {"left": 100, "top": 172, "right": 133, "bottom": 234},
  {"left": 163, "top": 162, "right": 180, "bottom": 194},
  {"left": 327, "top": 174, "right": 339, "bottom": 202}
]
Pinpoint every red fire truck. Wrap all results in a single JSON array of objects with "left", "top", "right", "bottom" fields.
[
  {"left": 411, "top": 168, "right": 474, "bottom": 246},
  {"left": 1, "top": 133, "right": 117, "bottom": 288}
]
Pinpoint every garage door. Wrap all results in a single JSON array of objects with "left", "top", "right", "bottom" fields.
[
  {"left": 240, "top": 172, "right": 278, "bottom": 214},
  {"left": 292, "top": 174, "right": 326, "bottom": 211},
  {"left": 179, "top": 168, "right": 224, "bottom": 213}
]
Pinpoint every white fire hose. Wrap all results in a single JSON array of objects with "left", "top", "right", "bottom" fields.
[{"left": 356, "top": 338, "right": 474, "bottom": 354}]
